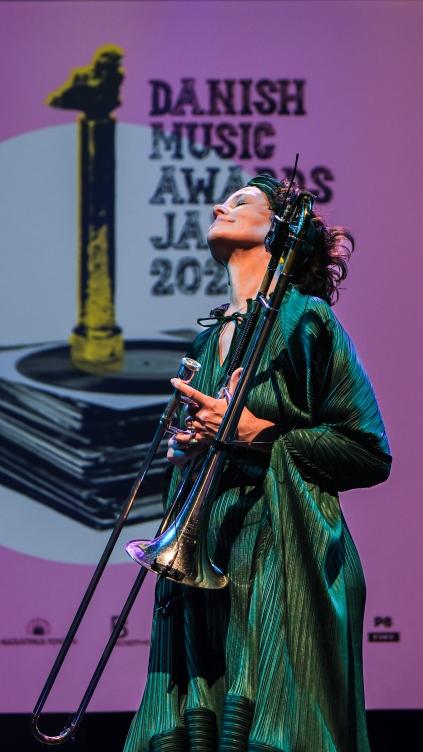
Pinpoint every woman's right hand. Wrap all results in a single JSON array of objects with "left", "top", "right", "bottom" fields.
[{"left": 167, "top": 433, "right": 207, "bottom": 470}]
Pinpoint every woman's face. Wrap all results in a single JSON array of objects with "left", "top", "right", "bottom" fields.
[{"left": 207, "top": 186, "right": 273, "bottom": 264}]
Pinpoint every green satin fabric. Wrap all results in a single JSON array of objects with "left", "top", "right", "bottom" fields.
[{"left": 124, "top": 286, "right": 391, "bottom": 752}]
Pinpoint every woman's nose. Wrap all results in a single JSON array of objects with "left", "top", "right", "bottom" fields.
[{"left": 212, "top": 204, "right": 230, "bottom": 219}]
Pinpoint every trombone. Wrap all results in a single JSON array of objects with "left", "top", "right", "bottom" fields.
[{"left": 32, "top": 185, "right": 314, "bottom": 745}]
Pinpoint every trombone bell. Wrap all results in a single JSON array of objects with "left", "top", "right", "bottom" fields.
[{"left": 126, "top": 525, "right": 228, "bottom": 589}]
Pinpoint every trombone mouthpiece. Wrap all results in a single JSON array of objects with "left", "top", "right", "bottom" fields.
[{"left": 178, "top": 357, "right": 201, "bottom": 383}]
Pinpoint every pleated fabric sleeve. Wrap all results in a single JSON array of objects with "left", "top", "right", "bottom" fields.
[{"left": 279, "top": 291, "right": 391, "bottom": 491}]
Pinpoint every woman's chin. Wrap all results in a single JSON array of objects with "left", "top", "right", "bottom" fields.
[{"left": 207, "top": 234, "right": 229, "bottom": 262}]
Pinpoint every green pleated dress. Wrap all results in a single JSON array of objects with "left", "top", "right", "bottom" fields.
[{"left": 124, "top": 286, "right": 391, "bottom": 752}]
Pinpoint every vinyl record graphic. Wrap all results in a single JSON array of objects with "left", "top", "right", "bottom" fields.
[{"left": 0, "top": 339, "right": 189, "bottom": 529}]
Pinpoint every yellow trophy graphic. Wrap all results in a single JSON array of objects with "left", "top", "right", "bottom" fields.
[{"left": 46, "top": 45, "right": 125, "bottom": 374}]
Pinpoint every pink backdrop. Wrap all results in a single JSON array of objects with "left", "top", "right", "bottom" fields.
[{"left": 0, "top": 0, "right": 422, "bottom": 713}]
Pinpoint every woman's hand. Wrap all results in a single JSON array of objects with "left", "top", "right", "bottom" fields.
[
  {"left": 167, "top": 434, "right": 208, "bottom": 470},
  {"left": 167, "top": 368, "right": 280, "bottom": 468},
  {"left": 166, "top": 369, "right": 241, "bottom": 469}
]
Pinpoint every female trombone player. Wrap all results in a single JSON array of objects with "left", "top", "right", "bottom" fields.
[{"left": 124, "top": 175, "right": 391, "bottom": 752}]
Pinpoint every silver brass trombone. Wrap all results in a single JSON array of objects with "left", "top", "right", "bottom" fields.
[{"left": 32, "top": 178, "right": 314, "bottom": 745}]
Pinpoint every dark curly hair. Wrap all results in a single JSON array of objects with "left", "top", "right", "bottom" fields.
[{"left": 271, "top": 181, "right": 354, "bottom": 306}]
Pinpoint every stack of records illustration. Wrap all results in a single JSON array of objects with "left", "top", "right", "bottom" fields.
[{"left": 0, "top": 339, "right": 191, "bottom": 530}]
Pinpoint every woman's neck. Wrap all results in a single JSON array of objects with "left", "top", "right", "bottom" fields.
[{"left": 226, "top": 246, "right": 273, "bottom": 314}]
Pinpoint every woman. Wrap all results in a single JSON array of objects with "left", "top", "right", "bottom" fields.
[{"left": 124, "top": 176, "right": 391, "bottom": 752}]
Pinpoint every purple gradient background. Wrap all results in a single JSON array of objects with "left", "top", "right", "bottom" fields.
[{"left": 0, "top": 1, "right": 422, "bottom": 711}]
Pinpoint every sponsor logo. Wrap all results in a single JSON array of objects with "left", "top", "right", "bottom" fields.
[
  {"left": 111, "top": 616, "right": 150, "bottom": 647},
  {"left": 0, "top": 619, "right": 77, "bottom": 646},
  {"left": 368, "top": 616, "right": 400, "bottom": 643}
]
